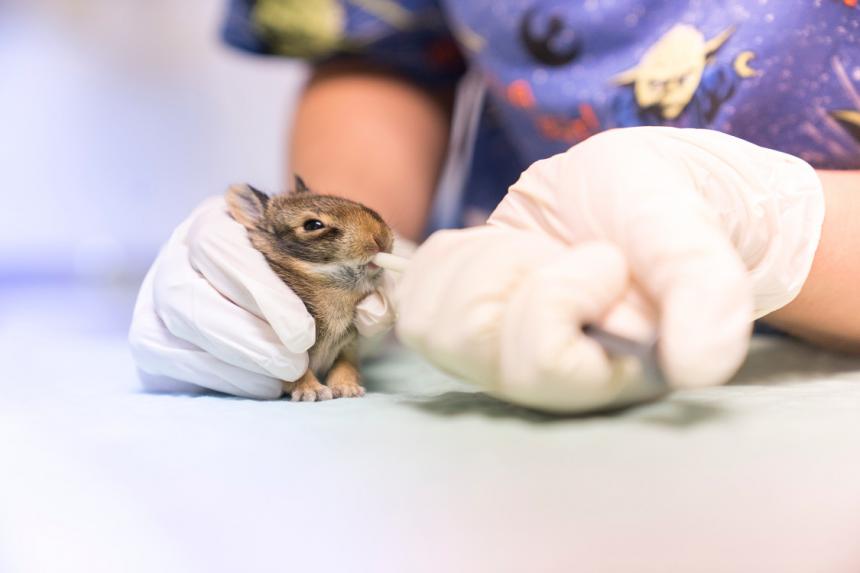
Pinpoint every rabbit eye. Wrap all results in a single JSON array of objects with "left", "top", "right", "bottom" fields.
[{"left": 303, "top": 219, "right": 325, "bottom": 231}]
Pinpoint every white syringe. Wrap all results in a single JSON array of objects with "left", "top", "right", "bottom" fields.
[{"left": 371, "top": 252, "right": 411, "bottom": 273}]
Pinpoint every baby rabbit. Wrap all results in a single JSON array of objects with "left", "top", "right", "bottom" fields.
[{"left": 226, "top": 176, "right": 393, "bottom": 401}]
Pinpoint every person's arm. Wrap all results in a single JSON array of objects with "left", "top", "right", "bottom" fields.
[
  {"left": 287, "top": 62, "right": 453, "bottom": 241},
  {"left": 763, "top": 170, "right": 860, "bottom": 352}
]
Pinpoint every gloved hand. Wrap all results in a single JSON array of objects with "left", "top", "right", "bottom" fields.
[
  {"left": 396, "top": 127, "right": 825, "bottom": 413},
  {"left": 128, "top": 196, "right": 399, "bottom": 399}
]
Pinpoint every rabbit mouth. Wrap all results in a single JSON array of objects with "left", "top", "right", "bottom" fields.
[
  {"left": 361, "top": 259, "right": 385, "bottom": 279},
  {"left": 364, "top": 263, "right": 383, "bottom": 279}
]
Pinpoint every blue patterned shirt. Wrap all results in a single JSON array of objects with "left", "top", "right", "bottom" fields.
[{"left": 224, "top": 0, "right": 860, "bottom": 227}]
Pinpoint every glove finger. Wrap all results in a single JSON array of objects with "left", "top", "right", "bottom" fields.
[
  {"left": 354, "top": 286, "right": 396, "bottom": 338},
  {"left": 396, "top": 226, "right": 569, "bottom": 384},
  {"left": 129, "top": 262, "right": 284, "bottom": 399},
  {"left": 497, "top": 242, "right": 635, "bottom": 412},
  {"left": 152, "top": 233, "right": 309, "bottom": 383},
  {"left": 187, "top": 198, "right": 315, "bottom": 354},
  {"left": 597, "top": 285, "right": 658, "bottom": 344},
  {"left": 622, "top": 198, "right": 753, "bottom": 388}
]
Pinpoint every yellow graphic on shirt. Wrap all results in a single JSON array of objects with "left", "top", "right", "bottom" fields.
[
  {"left": 252, "top": 0, "right": 416, "bottom": 58},
  {"left": 733, "top": 50, "right": 761, "bottom": 79},
  {"left": 831, "top": 110, "right": 860, "bottom": 142},
  {"left": 829, "top": 56, "right": 860, "bottom": 145},
  {"left": 614, "top": 25, "right": 759, "bottom": 120},
  {"left": 252, "top": 0, "right": 345, "bottom": 57}
]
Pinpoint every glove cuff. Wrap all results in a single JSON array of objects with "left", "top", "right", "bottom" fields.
[{"left": 746, "top": 153, "right": 825, "bottom": 318}]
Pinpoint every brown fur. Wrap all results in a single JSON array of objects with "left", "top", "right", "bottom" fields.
[{"left": 226, "top": 178, "right": 393, "bottom": 401}]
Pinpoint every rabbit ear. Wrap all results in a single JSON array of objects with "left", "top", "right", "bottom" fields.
[
  {"left": 293, "top": 174, "right": 312, "bottom": 194},
  {"left": 226, "top": 184, "right": 269, "bottom": 229}
]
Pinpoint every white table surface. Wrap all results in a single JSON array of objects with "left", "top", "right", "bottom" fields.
[{"left": 2, "top": 283, "right": 859, "bottom": 573}]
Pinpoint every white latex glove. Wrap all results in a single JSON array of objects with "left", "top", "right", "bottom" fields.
[
  {"left": 128, "top": 196, "right": 401, "bottom": 399},
  {"left": 397, "top": 127, "right": 824, "bottom": 413}
]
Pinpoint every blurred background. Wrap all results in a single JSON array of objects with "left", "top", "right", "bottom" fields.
[
  {"left": 0, "top": 0, "right": 306, "bottom": 286},
  {"left": 0, "top": 0, "right": 310, "bottom": 346}
]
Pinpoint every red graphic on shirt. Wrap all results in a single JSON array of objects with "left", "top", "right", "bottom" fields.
[
  {"left": 841, "top": 0, "right": 856, "bottom": 7},
  {"left": 536, "top": 103, "right": 600, "bottom": 143},
  {"left": 506, "top": 79, "right": 536, "bottom": 108},
  {"left": 426, "top": 39, "right": 464, "bottom": 70}
]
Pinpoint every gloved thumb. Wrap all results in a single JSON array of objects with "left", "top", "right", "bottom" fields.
[{"left": 354, "top": 272, "right": 397, "bottom": 337}]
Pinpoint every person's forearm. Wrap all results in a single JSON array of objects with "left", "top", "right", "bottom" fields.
[
  {"left": 288, "top": 62, "right": 453, "bottom": 241},
  {"left": 763, "top": 170, "right": 860, "bottom": 352}
]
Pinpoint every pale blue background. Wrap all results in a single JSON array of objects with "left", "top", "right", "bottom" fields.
[{"left": 0, "top": 0, "right": 306, "bottom": 284}]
